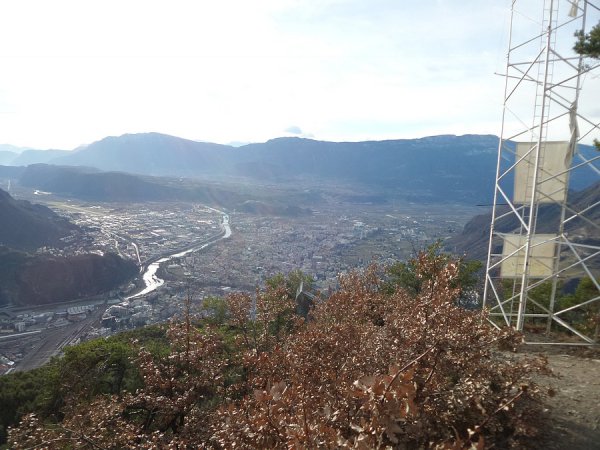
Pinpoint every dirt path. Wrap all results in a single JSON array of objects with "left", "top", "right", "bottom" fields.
[{"left": 530, "top": 348, "right": 600, "bottom": 449}]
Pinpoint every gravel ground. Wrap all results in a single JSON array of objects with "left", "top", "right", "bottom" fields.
[{"left": 528, "top": 346, "right": 600, "bottom": 450}]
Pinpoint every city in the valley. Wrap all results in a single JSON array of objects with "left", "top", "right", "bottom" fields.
[{"left": 0, "top": 186, "right": 478, "bottom": 373}]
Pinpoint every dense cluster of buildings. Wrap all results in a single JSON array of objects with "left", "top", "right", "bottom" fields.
[{"left": 171, "top": 208, "right": 456, "bottom": 292}]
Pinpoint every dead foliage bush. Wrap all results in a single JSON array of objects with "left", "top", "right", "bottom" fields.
[{"left": 9, "top": 252, "right": 547, "bottom": 449}]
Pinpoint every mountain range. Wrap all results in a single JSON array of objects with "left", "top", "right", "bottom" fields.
[{"left": 2, "top": 133, "right": 598, "bottom": 205}]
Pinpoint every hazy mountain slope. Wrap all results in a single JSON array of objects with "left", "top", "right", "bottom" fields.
[
  {"left": 52, "top": 132, "right": 233, "bottom": 176},
  {"left": 10, "top": 149, "right": 70, "bottom": 166},
  {"left": 0, "top": 151, "right": 16, "bottom": 165},
  {"left": 0, "top": 144, "right": 31, "bottom": 154},
  {"left": 446, "top": 181, "right": 600, "bottom": 260},
  {"left": 237, "top": 135, "right": 503, "bottom": 202},
  {"left": 0, "top": 187, "right": 77, "bottom": 251}
]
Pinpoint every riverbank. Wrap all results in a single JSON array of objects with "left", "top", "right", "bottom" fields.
[{"left": 126, "top": 211, "right": 231, "bottom": 299}]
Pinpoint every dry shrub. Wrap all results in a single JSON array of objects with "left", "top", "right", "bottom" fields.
[
  {"left": 212, "top": 255, "right": 547, "bottom": 449},
  {"left": 9, "top": 322, "right": 227, "bottom": 449},
  {"left": 9, "top": 252, "right": 547, "bottom": 449}
]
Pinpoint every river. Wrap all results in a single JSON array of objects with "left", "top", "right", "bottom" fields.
[{"left": 126, "top": 211, "right": 231, "bottom": 300}]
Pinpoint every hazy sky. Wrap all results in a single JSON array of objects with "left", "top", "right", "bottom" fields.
[{"left": 0, "top": 1, "right": 597, "bottom": 149}]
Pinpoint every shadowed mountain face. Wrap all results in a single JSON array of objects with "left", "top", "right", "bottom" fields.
[
  {"left": 446, "top": 181, "right": 600, "bottom": 260},
  {"left": 0, "top": 187, "right": 77, "bottom": 251},
  {"left": 0, "top": 247, "right": 138, "bottom": 307},
  {"left": 0, "top": 188, "right": 139, "bottom": 307},
  {"left": 44, "top": 132, "right": 597, "bottom": 204}
]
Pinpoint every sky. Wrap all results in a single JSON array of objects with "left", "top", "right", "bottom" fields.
[{"left": 0, "top": 0, "right": 598, "bottom": 150}]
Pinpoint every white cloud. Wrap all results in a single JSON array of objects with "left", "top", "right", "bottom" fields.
[{"left": 284, "top": 126, "right": 303, "bottom": 135}]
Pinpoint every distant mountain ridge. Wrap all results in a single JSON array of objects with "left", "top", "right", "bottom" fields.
[
  {"left": 0, "top": 144, "right": 32, "bottom": 158},
  {"left": 0, "top": 144, "right": 32, "bottom": 154},
  {"left": 3, "top": 133, "right": 598, "bottom": 204},
  {"left": 47, "top": 133, "right": 504, "bottom": 204},
  {"left": 0, "top": 151, "right": 17, "bottom": 165},
  {"left": 10, "top": 149, "right": 70, "bottom": 166},
  {"left": 52, "top": 133, "right": 232, "bottom": 176},
  {"left": 0, "top": 145, "right": 67, "bottom": 165}
]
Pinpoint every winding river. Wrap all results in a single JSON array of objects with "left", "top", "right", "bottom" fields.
[{"left": 126, "top": 211, "right": 231, "bottom": 300}]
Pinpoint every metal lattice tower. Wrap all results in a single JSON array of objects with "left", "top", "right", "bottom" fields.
[{"left": 483, "top": 0, "right": 600, "bottom": 345}]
